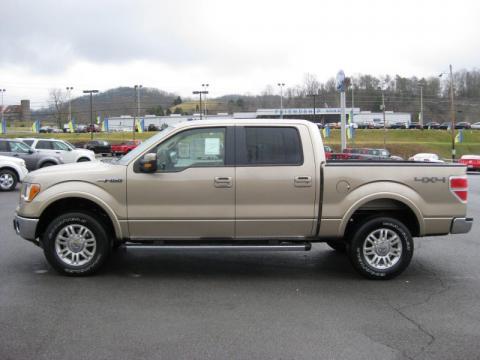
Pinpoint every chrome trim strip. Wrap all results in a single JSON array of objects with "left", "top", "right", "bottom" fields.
[{"left": 125, "top": 244, "right": 311, "bottom": 251}]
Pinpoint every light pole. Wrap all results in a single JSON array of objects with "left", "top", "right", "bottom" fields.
[
  {"left": 66, "top": 87, "right": 74, "bottom": 126},
  {"left": 439, "top": 65, "right": 456, "bottom": 161},
  {"left": 83, "top": 90, "right": 99, "bottom": 140},
  {"left": 193, "top": 90, "right": 208, "bottom": 120},
  {"left": 418, "top": 85, "right": 424, "bottom": 128},
  {"left": 0, "top": 89, "right": 5, "bottom": 131},
  {"left": 202, "top": 83, "right": 209, "bottom": 118},
  {"left": 133, "top": 85, "right": 143, "bottom": 139},
  {"left": 277, "top": 83, "right": 285, "bottom": 119},
  {"left": 307, "top": 92, "right": 318, "bottom": 123},
  {"left": 380, "top": 90, "right": 387, "bottom": 148}
]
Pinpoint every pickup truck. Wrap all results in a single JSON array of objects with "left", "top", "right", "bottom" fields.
[
  {"left": 13, "top": 119, "right": 473, "bottom": 279},
  {"left": 111, "top": 140, "right": 142, "bottom": 156}
]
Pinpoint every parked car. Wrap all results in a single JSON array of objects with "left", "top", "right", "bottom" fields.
[
  {"left": 14, "top": 119, "right": 472, "bottom": 279},
  {"left": 459, "top": 155, "right": 480, "bottom": 171},
  {"left": 390, "top": 122, "right": 407, "bottom": 129},
  {"left": 0, "top": 155, "right": 28, "bottom": 191},
  {"left": 324, "top": 145, "right": 333, "bottom": 159},
  {"left": 456, "top": 122, "right": 471, "bottom": 129},
  {"left": 408, "top": 122, "right": 423, "bottom": 129},
  {"left": 343, "top": 148, "right": 392, "bottom": 159},
  {"left": 408, "top": 153, "right": 444, "bottom": 163},
  {"left": 0, "top": 139, "right": 63, "bottom": 170},
  {"left": 471, "top": 122, "right": 480, "bottom": 129},
  {"left": 86, "top": 124, "right": 101, "bottom": 133},
  {"left": 148, "top": 124, "right": 159, "bottom": 131},
  {"left": 39, "top": 126, "right": 53, "bottom": 133},
  {"left": 18, "top": 138, "right": 95, "bottom": 164},
  {"left": 111, "top": 140, "right": 142, "bottom": 156},
  {"left": 423, "top": 122, "right": 441, "bottom": 129},
  {"left": 84, "top": 140, "right": 111, "bottom": 155},
  {"left": 439, "top": 122, "right": 451, "bottom": 130}
]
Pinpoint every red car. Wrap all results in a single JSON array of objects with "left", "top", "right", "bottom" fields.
[
  {"left": 111, "top": 140, "right": 142, "bottom": 156},
  {"left": 459, "top": 155, "right": 480, "bottom": 171}
]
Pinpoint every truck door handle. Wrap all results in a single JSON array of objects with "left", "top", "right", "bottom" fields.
[
  {"left": 294, "top": 176, "right": 312, "bottom": 187},
  {"left": 214, "top": 176, "right": 233, "bottom": 188}
]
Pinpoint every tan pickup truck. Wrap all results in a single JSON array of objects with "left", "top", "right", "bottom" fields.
[{"left": 14, "top": 119, "right": 473, "bottom": 279}]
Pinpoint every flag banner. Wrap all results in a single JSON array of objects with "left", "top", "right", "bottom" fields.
[
  {"left": 96, "top": 115, "right": 101, "bottom": 124},
  {"left": 347, "top": 125, "right": 355, "bottom": 140},
  {"left": 322, "top": 125, "right": 331, "bottom": 138},
  {"left": 349, "top": 110, "right": 353, "bottom": 125},
  {"left": 101, "top": 118, "right": 109, "bottom": 132},
  {"left": 455, "top": 129, "right": 464, "bottom": 143},
  {"left": 31, "top": 120, "right": 40, "bottom": 133},
  {"left": 68, "top": 120, "right": 74, "bottom": 133},
  {"left": 136, "top": 118, "right": 144, "bottom": 133},
  {"left": 1, "top": 119, "right": 6, "bottom": 134}
]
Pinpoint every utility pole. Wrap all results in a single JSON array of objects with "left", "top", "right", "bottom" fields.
[
  {"left": 193, "top": 90, "right": 208, "bottom": 120},
  {"left": 419, "top": 85, "right": 424, "bottom": 128},
  {"left": 381, "top": 91, "right": 386, "bottom": 148},
  {"left": 133, "top": 85, "right": 143, "bottom": 140},
  {"left": 307, "top": 93, "right": 317, "bottom": 123},
  {"left": 66, "top": 87, "right": 74, "bottom": 126},
  {"left": 83, "top": 90, "right": 99, "bottom": 140},
  {"left": 202, "top": 83, "right": 209, "bottom": 118},
  {"left": 449, "top": 65, "right": 456, "bottom": 161},
  {"left": 0, "top": 89, "right": 5, "bottom": 132},
  {"left": 351, "top": 85, "right": 354, "bottom": 108},
  {"left": 277, "top": 83, "right": 285, "bottom": 119}
]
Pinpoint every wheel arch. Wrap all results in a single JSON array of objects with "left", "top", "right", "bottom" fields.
[
  {"left": 35, "top": 193, "right": 123, "bottom": 241},
  {"left": 341, "top": 193, "right": 423, "bottom": 238},
  {"left": 0, "top": 166, "right": 20, "bottom": 180}
]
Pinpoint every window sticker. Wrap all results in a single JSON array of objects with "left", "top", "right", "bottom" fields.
[{"left": 204, "top": 138, "right": 220, "bottom": 155}]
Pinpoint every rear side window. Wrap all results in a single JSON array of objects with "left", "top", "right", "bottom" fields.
[
  {"left": 238, "top": 127, "right": 303, "bottom": 165},
  {"left": 36, "top": 140, "right": 53, "bottom": 149},
  {"left": 0, "top": 141, "right": 9, "bottom": 151},
  {"left": 22, "top": 140, "right": 34, "bottom": 146}
]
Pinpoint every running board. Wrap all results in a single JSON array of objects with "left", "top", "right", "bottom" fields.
[{"left": 124, "top": 242, "right": 311, "bottom": 251}]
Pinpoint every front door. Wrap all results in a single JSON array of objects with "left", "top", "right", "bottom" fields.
[
  {"left": 7, "top": 141, "right": 37, "bottom": 170},
  {"left": 126, "top": 126, "right": 235, "bottom": 239},
  {"left": 234, "top": 125, "right": 317, "bottom": 238}
]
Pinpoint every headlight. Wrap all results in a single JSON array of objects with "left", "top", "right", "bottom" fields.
[{"left": 22, "top": 183, "right": 41, "bottom": 202}]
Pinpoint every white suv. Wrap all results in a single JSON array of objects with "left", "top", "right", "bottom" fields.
[
  {"left": 18, "top": 138, "right": 96, "bottom": 164},
  {"left": 0, "top": 155, "right": 28, "bottom": 191}
]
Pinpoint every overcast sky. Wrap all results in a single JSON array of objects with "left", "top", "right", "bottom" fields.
[{"left": 0, "top": 0, "right": 479, "bottom": 108}]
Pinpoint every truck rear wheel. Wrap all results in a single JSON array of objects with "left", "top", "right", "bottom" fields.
[
  {"left": 347, "top": 217, "right": 413, "bottom": 280},
  {"left": 42, "top": 212, "right": 111, "bottom": 276}
]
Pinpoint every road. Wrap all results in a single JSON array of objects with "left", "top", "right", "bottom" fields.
[{"left": 0, "top": 175, "right": 479, "bottom": 360}]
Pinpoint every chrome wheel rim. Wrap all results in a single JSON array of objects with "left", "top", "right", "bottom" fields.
[
  {"left": 362, "top": 228, "right": 402, "bottom": 270},
  {"left": 0, "top": 173, "right": 14, "bottom": 190},
  {"left": 55, "top": 224, "right": 97, "bottom": 266}
]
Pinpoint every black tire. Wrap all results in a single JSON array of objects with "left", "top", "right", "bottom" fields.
[
  {"left": 40, "top": 161, "right": 56, "bottom": 168},
  {"left": 42, "top": 212, "right": 111, "bottom": 276},
  {"left": 347, "top": 217, "right": 413, "bottom": 280},
  {"left": 0, "top": 169, "right": 18, "bottom": 191},
  {"left": 326, "top": 240, "right": 347, "bottom": 253},
  {"left": 77, "top": 157, "right": 90, "bottom": 162}
]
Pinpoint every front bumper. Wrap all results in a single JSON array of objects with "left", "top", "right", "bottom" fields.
[
  {"left": 450, "top": 217, "right": 473, "bottom": 234},
  {"left": 13, "top": 215, "right": 39, "bottom": 243}
]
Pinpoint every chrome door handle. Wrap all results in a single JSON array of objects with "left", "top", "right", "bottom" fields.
[
  {"left": 294, "top": 176, "right": 312, "bottom": 187},
  {"left": 214, "top": 176, "right": 233, "bottom": 188}
]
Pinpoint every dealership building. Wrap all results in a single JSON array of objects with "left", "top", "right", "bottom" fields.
[{"left": 106, "top": 108, "right": 411, "bottom": 131}]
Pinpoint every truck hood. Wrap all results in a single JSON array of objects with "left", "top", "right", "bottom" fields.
[{"left": 24, "top": 160, "right": 126, "bottom": 188}]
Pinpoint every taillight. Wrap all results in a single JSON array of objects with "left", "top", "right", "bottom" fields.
[{"left": 449, "top": 176, "right": 468, "bottom": 203}]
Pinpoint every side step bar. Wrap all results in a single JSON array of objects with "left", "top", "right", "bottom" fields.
[{"left": 124, "top": 242, "right": 311, "bottom": 251}]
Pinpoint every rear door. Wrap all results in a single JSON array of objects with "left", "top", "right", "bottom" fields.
[{"left": 235, "top": 125, "right": 317, "bottom": 238}]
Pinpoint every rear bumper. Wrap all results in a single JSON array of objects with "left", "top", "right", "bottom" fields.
[
  {"left": 13, "top": 215, "right": 39, "bottom": 243},
  {"left": 450, "top": 217, "right": 473, "bottom": 234}
]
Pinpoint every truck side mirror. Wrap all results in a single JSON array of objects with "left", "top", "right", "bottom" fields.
[
  {"left": 28, "top": 149, "right": 34, "bottom": 154},
  {"left": 139, "top": 153, "right": 157, "bottom": 173}
]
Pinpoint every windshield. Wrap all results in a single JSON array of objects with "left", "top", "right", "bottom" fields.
[
  {"left": 64, "top": 141, "right": 76, "bottom": 150},
  {"left": 117, "top": 126, "right": 177, "bottom": 165}
]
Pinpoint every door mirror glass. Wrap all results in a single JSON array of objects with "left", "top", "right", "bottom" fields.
[{"left": 139, "top": 153, "right": 157, "bottom": 173}]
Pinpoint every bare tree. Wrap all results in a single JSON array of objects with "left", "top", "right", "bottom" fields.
[
  {"left": 303, "top": 73, "right": 320, "bottom": 95},
  {"left": 49, "top": 88, "right": 66, "bottom": 128}
]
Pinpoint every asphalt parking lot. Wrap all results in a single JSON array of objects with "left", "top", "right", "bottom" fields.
[{"left": 0, "top": 174, "right": 479, "bottom": 360}]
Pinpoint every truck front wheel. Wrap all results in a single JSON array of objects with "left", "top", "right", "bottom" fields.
[
  {"left": 348, "top": 217, "right": 413, "bottom": 280},
  {"left": 42, "top": 212, "right": 111, "bottom": 276}
]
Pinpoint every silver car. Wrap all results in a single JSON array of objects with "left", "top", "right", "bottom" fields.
[{"left": 0, "top": 139, "right": 63, "bottom": 171}]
